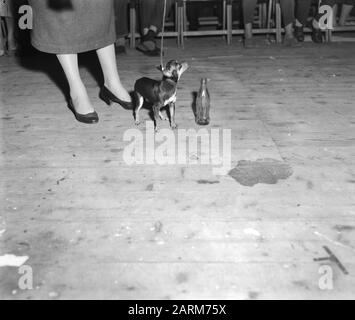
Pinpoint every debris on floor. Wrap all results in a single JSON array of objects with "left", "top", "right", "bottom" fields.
[
  {"left": 243, "top": 228, "right": 261, "bottom": 237},
  {"left": 314, "top": 246, "right": 349, "bottom": 275},
  {"left": 0, "top": 254, "right": 29, "bottom": 267}
]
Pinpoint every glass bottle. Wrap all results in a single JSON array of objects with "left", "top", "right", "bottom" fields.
[{"left": 196, "top": 78, "right": 210, "bottom": 126}]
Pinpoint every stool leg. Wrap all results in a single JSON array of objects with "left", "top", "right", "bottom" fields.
[
  {"left": 175, "top": 1, "right": 179, "bottom": 46},
  {"left": 276, "top": 1, "right": 282, "bottom": 43},
  {"left": 178, "top": 1, "right": 184, "bottom": 49},
  {"left": 266, "top": 0, "right": 273, "bottom": 40},
  {"left": 261, "top": 3, "right": 267, "bottom": 28},
  {"left": 325, "top": 29, "right": 332, "bottom": 42},
  {"left": 223, "top": 0, "right": 226, "bottom": 30},
  {"left": 227, "top": 1, "right": 232, "bottom": 45},
  {"left": 181, "top": 3, "right": 185, "bottom": 49},
  {"left": 129, "top": 1, "right": 136, "bottom": 49},
  {"left": 183, "top": 1, "right": 187, "bottom": 35},
  {"left": 175, "top": 1, "right": 178, "bottom": 33}
]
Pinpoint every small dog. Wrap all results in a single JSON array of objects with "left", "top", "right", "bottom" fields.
[{"left": 134, "top": 60, "right": 189, "bottom": 131}]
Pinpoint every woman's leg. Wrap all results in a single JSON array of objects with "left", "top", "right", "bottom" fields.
[
  {"left": 243, "top": 0, "right": 258, "bottom": 39},
  {"left": 280, "top": 0, "right": 296, "bottom": 39},
  {"left": 0, "top": 18, "right": 5, "bottom": 55},
  {"left": 5, "top": 17, "right": 16, "bottom": 50},
  {"left": 150, "top": 0, "right": 164, "bottom": 31},
  {"left": 137, "top": 0, "right": 163, "bottom": 54},
  {"left": 295, "top": 0, "right": 312, "bottom": 41},
  {"left": 57, "top": 54, "right": 95, "bottom": 114},
  {"left": 140, "top": 0, "right": 163, "bottom": 34},
  {"left": 114, "top": 0, "right": 128, "bottom": 44},
  {"left": 96, "top": 44, "right": 131, "bottom": 102},
  {"left": 296, "top": 0, "right": 312, "bottom": 26}
]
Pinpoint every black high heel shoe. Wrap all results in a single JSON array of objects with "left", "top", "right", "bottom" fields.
[
  {"left": 294, "top": 26, "right": 305, "bottom": 42},
  {"left": 99, "top": 86, "right": 133, "bottom": 110},
  {"left": 68, "top": 99, "right": 99, "bottom": 124}
]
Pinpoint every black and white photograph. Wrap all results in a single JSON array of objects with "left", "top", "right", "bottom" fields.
[{"left": 0, "top": 0, "right": 355, "bottom": 301}]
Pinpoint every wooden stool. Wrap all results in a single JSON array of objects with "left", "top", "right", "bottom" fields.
[
  {"left": 227, "top": 0, "right": 282, "bottom": 44},
  {"left": 178, "top": 0, "right": 229, "bottom": 48}
]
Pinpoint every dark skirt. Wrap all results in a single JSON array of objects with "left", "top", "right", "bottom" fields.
[{"left": 28, "top": 0, "right": 116, "bottom": 54}]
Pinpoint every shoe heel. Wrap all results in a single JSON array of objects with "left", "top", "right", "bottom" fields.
[{"left": 99, "top": 90, "right": 112, "bottom": 106}]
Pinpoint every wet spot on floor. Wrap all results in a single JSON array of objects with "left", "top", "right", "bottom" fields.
[
  {"left": 184, "top": 232, "right": 196, "bottom": 240},
  {"left": 48, "top": 291, "right": 60, "bottom": 299},
  {"left": 248, "top": 291, "right": 259, "bottom": 299},
  {"left": 307, "top": 181, "right": 314, "bottom": 190},
  {"left": 292, "top": 280, "right": 310, "bottom": 290},
  {"left": 110, "top": 148, "right": 123, "bottom": 153},
  {"left": 244, "top": 201, "right": 258, "bottom": 209},
  {"left": 146, "top": 183, "right": 154, "bottom": 191},
  {"left": 2, "top": 117, "right": 13, "bottom": 120},
  {"left": 176, "top": 272, "right": 189, "bottom": 284},
  {"left": 333, "top": 225, "right": 355, "bottom": 232},
  {"left": 153, "top": 221, "right": 163, "bottom": 233},
  {"left": 228, "top": 159, "right": 293, "bottom": 187},
  {"left": 197, "top": 180, "right": 220, "bottom": 185},
  {"left": 126, "top": 286, "right": 136, "bottom": 291}
]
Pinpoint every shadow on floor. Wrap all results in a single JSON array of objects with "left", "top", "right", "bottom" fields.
[{"left": 17, "top": 50, "right": 104, "bottom": 104}]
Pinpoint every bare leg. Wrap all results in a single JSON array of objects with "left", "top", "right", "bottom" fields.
[
  {"left": 5, "top": 17, "right": 16, "bottom": 50},
  {"left": 0, "top": 20, "right": 5, "bottom": 55},
  {"left": 244, "top": 23, "right": 253, "bottom": 39},
  {"left": 280, "top": 0, "right": 295, "bottom": 39},
  {"left": 57, "top": 54, "right": 95, "bottom": 114},
  {"left": 96, "top": 44, "right": 131, "bottom": 103},
  {"left": 284, "top": 23, "right": 294, "bottom": 39},
  {"left": 242, "top": 0, "right": 258, "bottom": 39}
]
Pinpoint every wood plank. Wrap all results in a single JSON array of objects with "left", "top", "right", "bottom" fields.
[{"left": 1, "top": 38, "right": 355, "bottom": 299}]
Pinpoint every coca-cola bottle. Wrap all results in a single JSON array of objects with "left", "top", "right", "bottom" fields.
[{"left": 195, "top": 78, "right": 210, "bottom": 126}]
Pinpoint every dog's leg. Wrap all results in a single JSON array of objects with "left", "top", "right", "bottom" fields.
[
  {"left": 134, "top": 93, "right": 144, "bottom": 126},
  {"left": 169, "top": 102, "right": 177, "bottom": 129},
  {"left": 153, "top": 103, "right": 161, "bottom": 132}
]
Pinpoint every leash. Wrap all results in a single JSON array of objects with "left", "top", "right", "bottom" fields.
[{"left": 160, "top": 0, "right": 167, "bottom": 68}]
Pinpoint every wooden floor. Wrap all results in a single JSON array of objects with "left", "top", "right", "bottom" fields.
[{"left": 1, "top": 38, "right": 355, "bottom": 300}]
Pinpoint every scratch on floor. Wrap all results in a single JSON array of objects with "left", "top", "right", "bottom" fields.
[{"left": 314, "top": 231, "right": 355, "bottom": 252}]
